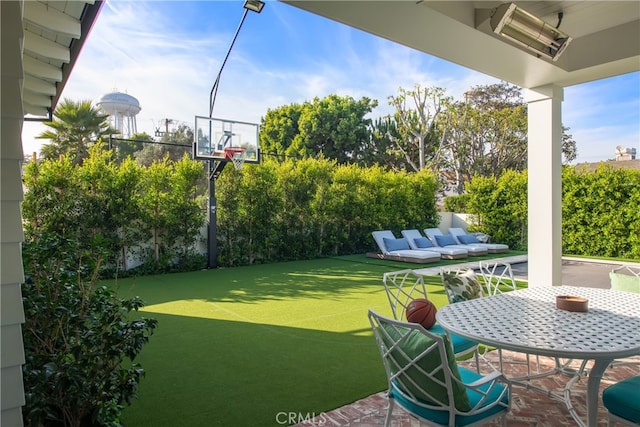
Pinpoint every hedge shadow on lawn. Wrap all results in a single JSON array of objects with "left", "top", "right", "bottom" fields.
[
  {"left": 111, "top": 254, "right": 522, "bottom": 307},
  {"left": 120, "top": 313, "right": 386, "bottom": 427},
  {"left": 112, "top": 258, "right": 406, "bottom": 307}
]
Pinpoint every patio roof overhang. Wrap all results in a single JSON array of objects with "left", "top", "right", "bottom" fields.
[
  {"left": 16, "top": 0, "right": 104, "bottom": 119},
  {"left": 281, "top": 1, "right": 640, "bottom": 90},
  {"left": 281, "top": 0, "right": 640, "bottom": 287}
]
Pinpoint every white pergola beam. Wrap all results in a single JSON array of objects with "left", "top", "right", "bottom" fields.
[
  {"left": 22, "top": 91, "right": 51, "bottom": 109},
  {"left": 24, "top": 75, "right": 56, "bottom": 96},
  {"left": 24, "top": 31, "right": 70, "bottom": 62},
  {"left": 22, "top": 56, "right": 62, "bottom": 81},
  {"left": 564, "top": 20, "right": 639, "bottom": 71},
  {"left": 23, "top": 102, "right": 50, "bottom": 118},
  {"left": 23, "top": 1, "right": 82, "bottom": 39}
]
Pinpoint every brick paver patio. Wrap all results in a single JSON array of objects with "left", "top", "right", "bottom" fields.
[{"left": 296, "top": 351, "right": 639, "bottom": 426}]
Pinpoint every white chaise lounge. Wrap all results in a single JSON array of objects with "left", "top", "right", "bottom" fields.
[
  {"left": 448, "top": 227, "right": 509, "bottom": 254},
  {"left": 370, "top": 230, "right": 441, "bottom": 264},
  {"left": 423, "top": 228, "right": 489, "bottom": 256},
  {"left": 401, "top": 229, "right": 468, "bottom": 260}
]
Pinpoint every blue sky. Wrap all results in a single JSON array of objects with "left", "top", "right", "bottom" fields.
[{"left": 22, "top": 0, "right": 640, "bottom": 164}]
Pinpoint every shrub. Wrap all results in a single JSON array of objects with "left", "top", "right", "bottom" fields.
[
  {"left": 443, "top": 194, "right": 470, "bottom": 213},
  {"left": 22, "top": 147, "right": 205, "bottom": 278},
  {"left": 563, "top": 164, "right": 640, "bottom": 259},
  {"left": 462, "top": 165, "right": 639, "bottom": 257},
  {"left": 465, "top": 170, "right": 528, "bottom": 250},
  {"left": 21, "top": 232, "right": 157, "bottom": 426},
  {"left": 215, "top": 158, "right": 441, "bottom": 263}
]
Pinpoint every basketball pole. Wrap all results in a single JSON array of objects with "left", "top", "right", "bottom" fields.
[
  {"left": 207, "top": 160, "right": 219, "bottom": 269},
  {"left": 205, "top": 0, "right": 264, "bottom": 269}
]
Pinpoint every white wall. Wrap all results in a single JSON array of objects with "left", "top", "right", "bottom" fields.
[
  {"left": 1, "top": 2, "right": 27, "bottom": 423},
  {"left": 436, "top": 212, "right": 476, "bottom": 233}
]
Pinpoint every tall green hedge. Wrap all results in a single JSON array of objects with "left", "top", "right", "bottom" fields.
[
  {"left": 464, "top": 170, "right": 528, "bottom": 250},
  {"left": 23, "top": 150, "right": 440, "bottom": 270},
  {"left": 563, "top": 164, "right": 640, "bottom": 259},
  {"left": 23, "top": 147, "right": 638, "bottom": 269},
  {"left": 22, "top": 145, "right": 206, "bottom": 275},
  {"left": 450, "top": 165, "right": 639, "bottom": 258},
  {"left": 215, "top": 157, "right": 440, "bottom": 265}
]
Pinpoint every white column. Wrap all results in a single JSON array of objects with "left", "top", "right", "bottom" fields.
[{"left": 525, "top": 85, "right": 564, "bottom": 287}]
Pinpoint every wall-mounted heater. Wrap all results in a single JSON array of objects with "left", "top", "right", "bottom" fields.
[{"left": 490, "top": 3, "right": 572, "bottom": 61}]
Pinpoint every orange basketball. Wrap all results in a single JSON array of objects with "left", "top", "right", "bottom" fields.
[{"left": 406, "top": 298, "right": 437, "bottom": 329}]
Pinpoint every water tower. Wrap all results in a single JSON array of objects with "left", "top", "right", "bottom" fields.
[{"left": 97, "top": 91, "right": 141, "bottom": 137}]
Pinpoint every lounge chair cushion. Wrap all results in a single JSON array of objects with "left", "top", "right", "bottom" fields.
[
  {"left": 414, "top": 237, "right": 435, "bottom": 248},
  {"left": 381, "top": 323, "right": 471, "bottom": 411},
  {"left": 458, "top": 234, "right": 480, "bottom": 244},
  {"left": 442, "top": 269, "right": 484, "bottom": 303},
  {"left": 384, "top": 237, "right": 410, "bottom": 252},
  {"left": 372, "top": 231, "right": 441, "bottom": 263},
  {"left": 435, "top": 234, "right": 458, "bottom": 247}
]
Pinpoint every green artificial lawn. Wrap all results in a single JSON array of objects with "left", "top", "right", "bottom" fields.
[{"left": 116, "top": 252, "right": 526, "bottom": 426}]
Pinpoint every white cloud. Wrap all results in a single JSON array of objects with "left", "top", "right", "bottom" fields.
[{"left": 22, "top": 0, "right": 639, "bottom": 166}]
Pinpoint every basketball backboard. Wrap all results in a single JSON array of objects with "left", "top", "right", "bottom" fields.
[{"left": 193, "top": 116, "right": 260, "bottom": 163}]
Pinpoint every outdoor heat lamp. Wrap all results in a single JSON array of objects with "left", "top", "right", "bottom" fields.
[{"left": 490, "top": 3, "right": 572, "bottom": 61}]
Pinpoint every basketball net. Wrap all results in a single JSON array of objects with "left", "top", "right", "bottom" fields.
[
  {"left": 231, "top": 151, "right": 246, "bottom": 171},
  {"left": 224, "top": 147, "right": 246, "bottom": 171}
]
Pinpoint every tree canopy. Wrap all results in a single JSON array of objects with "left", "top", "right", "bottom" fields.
[
  {"left": 260, "top": 94, "right": 378, "bottom": 164},
  {"left": 258, "top": 82, "right": 577, "bottom": 195},
  {"left": 134, "top": 123, "right": 192, "bottom": 166},
  {"left": 383, "top": 82, "right": 577, "bottom": 194},
  {"left": 387, "top": 84, "right": 448, "bottom": 172},
  {"left": 438, "top": 82, "right": 529, "bottom": 194}
]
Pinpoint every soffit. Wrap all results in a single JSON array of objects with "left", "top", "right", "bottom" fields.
[
  {"left": 283, "top": 1, "right": 640, "bottom": 89},
  {"left": 22, "top": 0, "right": 103, "bottom": 118}
]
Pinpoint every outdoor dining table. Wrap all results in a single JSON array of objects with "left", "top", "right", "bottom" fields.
[{"left": 435, "top": 285, "right": 640, "bottom": 427}]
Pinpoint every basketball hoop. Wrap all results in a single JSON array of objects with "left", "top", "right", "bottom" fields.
[{"left": 224, "top": 147, "right": 246, "bottom": 171}]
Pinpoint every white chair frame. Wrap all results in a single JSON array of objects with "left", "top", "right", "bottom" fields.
[
  {"left": 368, "top": 310, "right": 511, "bottom": 427},
  {"left": 478, "top": 261, "right": 517, "bottom": 296},
  {"left": 382, "top": 269, "right": 429, "bottom": 320},
  {"left": 382, "top": 270, "right": 479, "bottom": 362}
]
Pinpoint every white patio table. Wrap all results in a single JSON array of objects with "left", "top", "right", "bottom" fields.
[{"left": 435, "top": 285, "right": 640, "bottom": 427}]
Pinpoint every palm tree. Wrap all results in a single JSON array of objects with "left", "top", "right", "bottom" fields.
[{"left": 38, "top": 98, "right": 115, "bottom": 164}]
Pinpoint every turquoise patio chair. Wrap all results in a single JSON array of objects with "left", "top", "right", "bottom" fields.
[{"left": 368, "top": 309, "right": 511, "bottom": 426}]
